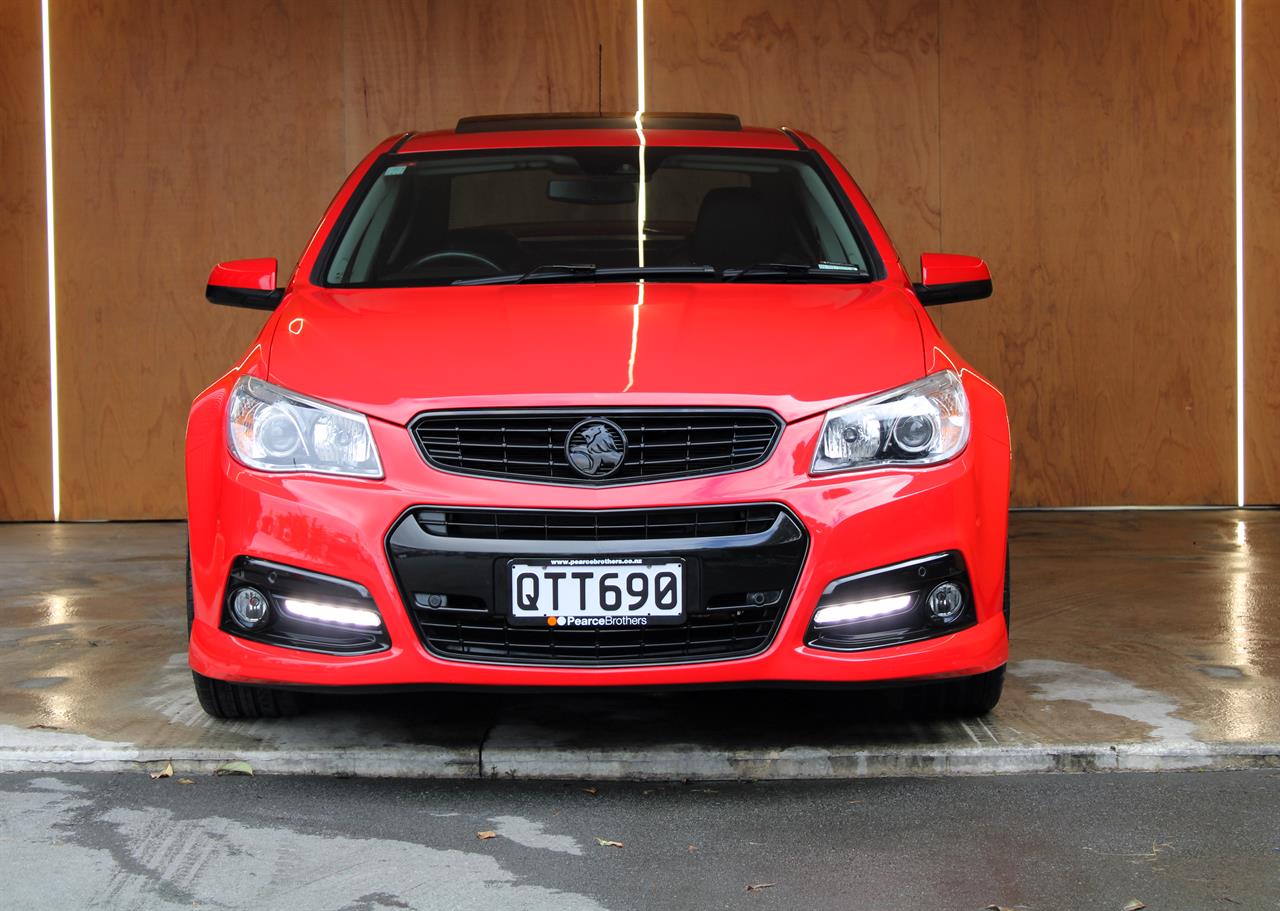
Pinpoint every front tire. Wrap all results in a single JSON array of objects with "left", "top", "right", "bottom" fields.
[
  {"left": 192, "top": 670, "right": 302, "bottom": 719},
  {"left": 921, "top": 665, "right": 1005, "bottom": 717}
]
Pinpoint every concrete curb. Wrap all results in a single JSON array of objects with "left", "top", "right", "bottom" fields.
[
  {"left": 0, "top": 747, "right": 479, "bottom": 778},
  {"left": 480, "top": 742, "right": 1280, "bottom": 780},
  {"left": 3, "top": 742, "right": 1278, "bottom": 780}
]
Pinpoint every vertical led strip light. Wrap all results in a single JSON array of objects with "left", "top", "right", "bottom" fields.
[
  {"left": 625, "top": 0, "right": 646, "bottom": 392},
  {"left": 41, "top": 0, "right": 61, "bottom": 521},
  {"left": 633, "top": 0, "right": 646, "bottom": 267},
  {"left": 1234, "top": 0, "right": 1246, "bottom": 507}
]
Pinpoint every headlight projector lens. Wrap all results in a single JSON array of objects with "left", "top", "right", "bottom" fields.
[
  {"left": 258, "top": 407, "right": 303, "bottom": 457},
  {"left": 230, "top": 587, "right": 271, "bottom": 629},
  {"left": 892, "top": 413, "right": 937, "bottom": 453},
  {"left": 925, "top": 581, "right": 965, "bottom": 624}
]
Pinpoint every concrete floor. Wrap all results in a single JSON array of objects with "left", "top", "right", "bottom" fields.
[{"left": 1, "top": 511, "right": 1278, "bottom": 778}]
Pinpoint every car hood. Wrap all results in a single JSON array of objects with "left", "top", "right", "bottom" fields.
[{"left": 266, "top": 282, "right": 926, "bottom": 426}]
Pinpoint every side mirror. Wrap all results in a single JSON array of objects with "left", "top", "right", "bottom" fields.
[
  {"left": 914, "top": 253, "right": 992, "bottom": 306},
  {"left": 206, "top": 258, "right": 284, "bottom": 310}
]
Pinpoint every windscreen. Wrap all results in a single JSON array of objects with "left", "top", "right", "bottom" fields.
[{"left": 323, "top": 147, "right": 871, "bottom": 286}]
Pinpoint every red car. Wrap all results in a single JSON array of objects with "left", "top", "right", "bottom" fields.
[{"left": 187, "top": 112, "right": 1010, "bottom": 719}]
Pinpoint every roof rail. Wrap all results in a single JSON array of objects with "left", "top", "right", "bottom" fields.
[
  {"left": 779, "top": 127, "right": 808, "bottom": 151},
  {"left": 455, "top": 112, "right": 742, "bottom": 134}
]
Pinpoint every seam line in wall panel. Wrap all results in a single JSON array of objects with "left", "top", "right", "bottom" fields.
[
  {"left": 635, "top": 0, "right": 645, "bottom": 113},
  {"left": 936, "top": 0, "right": 943, "bottom": 257},
  {"left": 1235, "top": 0, "right": 1246, "bottom": 506},
  {"left": 40, "top": 0, "right": 60, "bottom": 521}
]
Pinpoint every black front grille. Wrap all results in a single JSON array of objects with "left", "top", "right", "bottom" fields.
[
  {"left": 410, "top": 409, "right": 782, "bottom": 485},
  {"left": 385, "top": 504, "right": 808, "bottom": 666},
  {"left": 413, "top": 504, "right": 781, "bottom": 542}
]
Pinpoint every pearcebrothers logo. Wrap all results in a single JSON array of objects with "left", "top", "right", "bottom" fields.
[{"left": 547, "top": 615, "right": 650, "bottom": 627}]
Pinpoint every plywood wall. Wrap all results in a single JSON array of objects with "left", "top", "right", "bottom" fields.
[
  {"left": 48, "top": 0, "right": 632, "bottom": 519},
  {"left": 51, "top": 0, "right": 348, "bottom": 519},
  {"left": 648, "top": 0, "right": 1239, "bottom": 506},
  {"left": 936, "top": 0, "right": 1236, "bottom": 505},
  {"left": 0, "top": 0, "right": 52, "bottom": 520},
  {"left": 1245, "top": 0, "right": 1280, "bottom": 504},
  {"left": 7, "top": 0, "right": 1268, "bottom": 516},
  {"left": 343, "top": 0, "right": 637, "bottom": 167}
]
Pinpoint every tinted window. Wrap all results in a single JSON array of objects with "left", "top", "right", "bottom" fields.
[{"left": 324, "top": 147, "right": 870, "bottom": 285}]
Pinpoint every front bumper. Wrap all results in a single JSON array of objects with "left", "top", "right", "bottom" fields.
[{"left": 187, "top": 389, "right": 1010, "bottom": 689}]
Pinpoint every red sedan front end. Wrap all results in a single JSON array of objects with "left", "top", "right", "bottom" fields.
[{"left": 186, "top": 114, "right": 1010, "bottom": 718}]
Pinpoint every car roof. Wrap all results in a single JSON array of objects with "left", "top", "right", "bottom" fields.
[{"left": 393, "top": 112, "right": 805, "bottom": 155}]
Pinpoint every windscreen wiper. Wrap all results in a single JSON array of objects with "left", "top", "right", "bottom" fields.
[
  {"left": 721, "top": 262, "right": 871, "bottom": 282},
  {"left": 453, "top": 265, "right": 718, "bottom": 286}
]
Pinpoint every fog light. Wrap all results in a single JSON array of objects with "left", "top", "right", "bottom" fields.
[
  {"left": 280, "top": 598, "right": 382, "bottom": 628},
  {"left": 229, "top": 587, "right": 270, "bottom": 629},
  {"left": 812, "top": 593, "right": 913, "bottom": 626},
  {"left": 925, "top": 582, "right": 965, "bottom": 624}
]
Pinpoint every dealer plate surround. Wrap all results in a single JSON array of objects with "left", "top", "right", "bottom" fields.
[{"left": 508, "top": 558, "right": 685, "bottom": 627}]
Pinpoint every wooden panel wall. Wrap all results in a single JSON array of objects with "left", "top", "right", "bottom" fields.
[
  {"left": 648, "top": 0, "right": 1237, "bottom": 505},
  {"left": 0, "top": 0, "right": 51, "bottom": 519},
  {"left": 1245, "top": 0, "right": 1280, "bottom": 504},
  {"left": 645, "top": 0, "right": 941, "bottom": 281},
  {"left": 6, "top": 0, "right": 1258, "bottom": 515},
  {"left": 51, "top": 0, "right": 347, "bottom": 519},
  {"left": 937, "top": 0, "right": 1236, "bottom": 505},
  {"left": 343, "top": 0, "right": 637, "bottom": 167},
  {"left": 46, "top": 0, "right": 635, "bottom": 519}
]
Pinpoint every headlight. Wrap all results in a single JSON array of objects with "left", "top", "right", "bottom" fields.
[
  {"left": 227, "top": 376, "right": 382, "bottom": 477},
  {"left": 811, "top": 370, "right": 969, "bottom": 474}
]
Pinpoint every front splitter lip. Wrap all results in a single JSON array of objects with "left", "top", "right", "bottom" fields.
[
  {"left": 235, "top": 675, "right": 984, "bottom": 696},
  {"left": 188, "top": 612, "right": 1008, "bottom": 688}
]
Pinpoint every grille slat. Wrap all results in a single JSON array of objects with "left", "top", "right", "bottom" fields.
[
  {"left": 411, "top": 409, "right": 781, "bottom": 485},
  {"left": 415, "top": 505, "right": 780, "bottom": 541}
]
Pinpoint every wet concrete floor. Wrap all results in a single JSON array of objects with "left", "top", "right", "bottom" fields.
[{"left": 1, "top": 511, "right": 1277, "bottom": 778}]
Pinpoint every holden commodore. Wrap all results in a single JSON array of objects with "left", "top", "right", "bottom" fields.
[{"left": 187, "top": 112, "right": 1010, "bottom": 719}]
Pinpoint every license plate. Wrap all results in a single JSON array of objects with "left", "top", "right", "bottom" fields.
[{"left": 508, "top": 558, "right": 684, "bottom": 627}]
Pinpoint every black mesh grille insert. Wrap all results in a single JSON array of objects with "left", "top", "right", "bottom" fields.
[
  {"left": 386, "top": 504, "right": 808, "bottom": 666},
  {"left": 410, "top": 409, "right": 782, "bottom": 485},
  {"left": 414, "top": 611, "right": 783, "bottom": 664}
]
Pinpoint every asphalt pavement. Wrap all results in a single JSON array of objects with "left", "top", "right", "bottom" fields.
[{"left": 3, "top": 769, "right": 1277, "bottom": 910}]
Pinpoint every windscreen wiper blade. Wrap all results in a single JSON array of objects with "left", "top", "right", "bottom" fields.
[
  {"left": 453, "top": 265, "right": 717, "bottom": 286},
  {"left": 449, "top": 263, "right": 596, "bottom": 286},
  {"left": 721, "top": 262, "right": 871, "bottom": 282}
]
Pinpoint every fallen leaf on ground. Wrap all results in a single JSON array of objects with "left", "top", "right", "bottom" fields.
[
  {"left": 476, "top": 831, "right": 497, "bottom": 840},
  {"left": 214, "top": 760, "right": 253, "bottom": 776},
  {"left": 594, "top": 838, "right": 624, "bottom": 848},
  {"left": 746, "top": 883, "right": 775, "bottom": 892},
  {"left": 149, "top": 762, "right": 173, "bottom": 780},
  {"left": 1123, "top": 902, "right": 1146, "bottom": 911},
  {"left": 177, "top": 778, "right": 195, "bottom": 785},
  {"left": 582, "top": 787, "right": 599, "bottom": 796}
]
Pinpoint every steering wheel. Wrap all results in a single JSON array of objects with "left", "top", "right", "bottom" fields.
[{"left": 404, "top": 250, "right": 504, "bottom": 274}]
